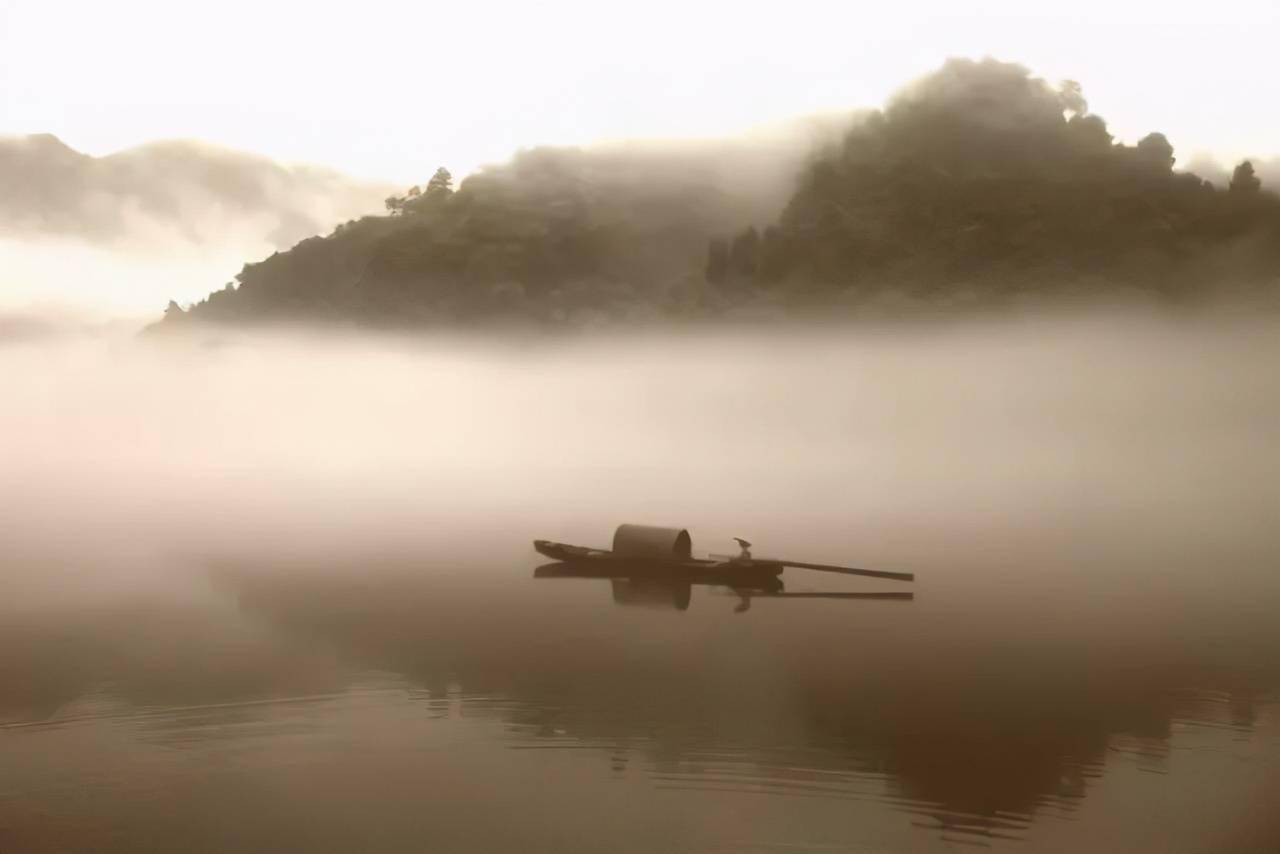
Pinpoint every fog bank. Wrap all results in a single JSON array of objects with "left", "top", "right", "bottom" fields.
[
  {"left": 0, "top": 134, "right": 391, "bottom": 248},
  {"left": 0, "top": 134, "right": 395, "bottom": 313},
  {"left": 3, "top": 314, "right": 1277, "bottom": 607}
]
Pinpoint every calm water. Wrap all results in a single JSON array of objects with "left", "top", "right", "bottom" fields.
[{"left": 2, "top": 316, "right": 1278, "bottom": 852}]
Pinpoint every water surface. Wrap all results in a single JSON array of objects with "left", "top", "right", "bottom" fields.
[{"left": 2, "top": 316, "right": 1278, "bottom": 852}]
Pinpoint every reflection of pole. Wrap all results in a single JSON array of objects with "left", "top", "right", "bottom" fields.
[{"left": 733, "top": 589, "right": 751, "bottom": 613}]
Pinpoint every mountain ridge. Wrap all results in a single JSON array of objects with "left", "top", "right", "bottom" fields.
[{"left": 155, "top": 58, "right": 1280, "bottom": 330}]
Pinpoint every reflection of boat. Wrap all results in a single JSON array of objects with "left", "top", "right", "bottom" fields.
[
  {"left": 534, "top": 524, "right": 915, "bottom": 584},
  {"left": 534, "top": 562, "right": 914, "bottom": 612},
  {"left": 536, "top": 560, "right": 777, "bottom": 592}
]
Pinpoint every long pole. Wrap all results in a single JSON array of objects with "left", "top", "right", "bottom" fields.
[{"left": 776, "top": 560, "right": 914, "bottom": 582}]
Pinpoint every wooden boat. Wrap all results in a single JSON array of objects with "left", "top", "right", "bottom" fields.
[{"left": 533, "top": 524, "right": 914, "bottom": 584}]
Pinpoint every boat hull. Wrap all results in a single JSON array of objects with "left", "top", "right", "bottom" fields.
[{"left": 533, "top": 539, "right": 784, "bottom": 582}]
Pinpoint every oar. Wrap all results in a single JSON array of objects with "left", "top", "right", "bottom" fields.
[{"left": 770, "top": 559, "right": 914, "bottom": 582}]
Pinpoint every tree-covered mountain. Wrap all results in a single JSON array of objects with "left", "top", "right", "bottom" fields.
[
  {"left": 731, "top": 59, "right": 1280, "bottom": 303},
  {"left": 160, "top": 59, "right": 1280, "bottom": 329}
]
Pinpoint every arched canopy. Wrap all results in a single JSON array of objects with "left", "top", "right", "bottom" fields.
[{"left": 612, "top": 524, "right": 692, "bottom": 560}]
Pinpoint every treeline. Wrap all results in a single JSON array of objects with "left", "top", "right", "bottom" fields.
[
  {"left": 704, "top": 59, "right": 1280, "bottom": 303},
  {"left": 164, "top": 141, "right": 778, "bottom": 327},
  {"left": 161, "top": 59, "right": 1280, "bottom": 330}
]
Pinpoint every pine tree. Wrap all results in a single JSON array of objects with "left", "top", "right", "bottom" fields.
[
  {"left": 1230, "top": 160, "right": 1261, "bottom": 194},
  {"left": 426, "top": 167, "right": 453, "bottom": 196}
]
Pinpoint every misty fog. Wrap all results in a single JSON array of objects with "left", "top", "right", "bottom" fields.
[
  {"left": 0, "top": 134, "right": 393, "bottom": 313},
  {"left": 0, "top": 134, "right": 391, "bottom": 248},
  {"left": 7, "top": 3, "right": 1280, "bottom": 845},
  {"left": 1182, "top": 153, "right": 1280, "bottom": 191},
  {"left": 4, "top": 312, "right": 1279, "bottom": 853},
  {"left": 0, "top": 117, "right": 852, "bottom": 316},
  {"left": 3, "top": 314, "right": 1276, "bottom": 600}
]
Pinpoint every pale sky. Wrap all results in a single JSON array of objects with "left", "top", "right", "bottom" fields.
[{"left": 3, "top": 0, "right": 1278, "bottom": 184}]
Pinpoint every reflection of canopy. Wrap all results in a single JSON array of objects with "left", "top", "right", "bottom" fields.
[
  {"left": 609, "top": 578, "right": 692, "bottom": 611},
  {"left": 611, "top": 524, "right": 691, "bottom": 560}
]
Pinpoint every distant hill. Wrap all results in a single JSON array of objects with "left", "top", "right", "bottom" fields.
[
  {"left": 0, "top": 134, "right": 391, "bottom": 249},
  {"left": 159, "top": 59, "right": 1280, "bottom": 330}
]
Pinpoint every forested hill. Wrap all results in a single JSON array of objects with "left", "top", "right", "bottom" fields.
[{"left": 159, "top": 59, "right": 1280, "bottom": 329}]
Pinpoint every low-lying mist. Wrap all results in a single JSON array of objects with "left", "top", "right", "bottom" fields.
[
  {"left": 0, "top": 134, "right": 392, "bottom": 250},
  {"left": 3, "top": 312, "right": 1277, "bottom": 609},
  {"left": 0, "top": 134, "right": 395, "bottom": 313}
]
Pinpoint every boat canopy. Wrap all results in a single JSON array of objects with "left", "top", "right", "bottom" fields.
[{"left": 611, "top": 524, "right": 692, "bottom": 560}]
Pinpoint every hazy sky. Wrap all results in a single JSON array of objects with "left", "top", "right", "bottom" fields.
[
  {"left": 3, "top": 0, "right": 1278, "bottom": 185},
  {"left": 4, "top": 0, "right": 1280, "bottom": 316}
]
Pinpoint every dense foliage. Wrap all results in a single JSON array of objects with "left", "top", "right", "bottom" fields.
[
  {"left": 169, "top": 142, "right": 769, "bottom": 327},
  {"left": 163, "top": 59, "right": 1280, "bottom": 329},
  {"left": 738, "top": 59, "right": 1280, "bottom": 303}
]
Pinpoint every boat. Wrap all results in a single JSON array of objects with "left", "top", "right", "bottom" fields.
[{"left": 533, "top": 524, "right": 914, "bottom": 584}]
